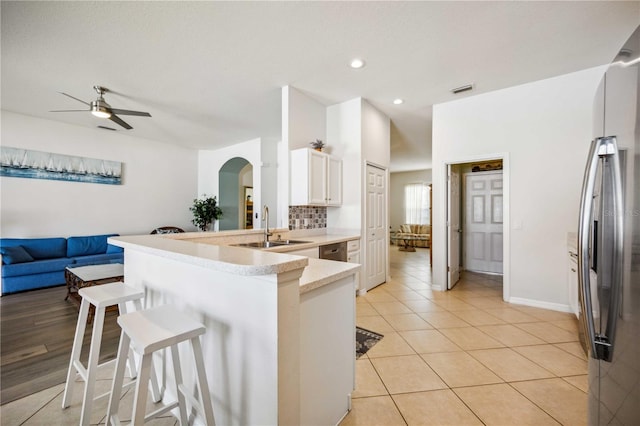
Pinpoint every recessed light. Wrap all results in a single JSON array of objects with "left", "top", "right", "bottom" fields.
[
  {"left": 350, "top": 59, "right": 365, "bottom": 69},
  {"left": 393, "top": 99, "right": 404, "bottom": 105}
]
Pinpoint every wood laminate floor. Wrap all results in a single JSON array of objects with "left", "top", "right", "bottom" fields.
[{"left": 0, "top": 285, "right": 121, "bottom": 405}]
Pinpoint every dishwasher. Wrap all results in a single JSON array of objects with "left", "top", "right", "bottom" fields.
[{"left": 319, "top": 241, "right": 347, "bottom": 262}]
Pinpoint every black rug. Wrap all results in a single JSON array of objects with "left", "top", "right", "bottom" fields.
[{"left": 356, "top": 326, "right": 384, "bottom": 359}]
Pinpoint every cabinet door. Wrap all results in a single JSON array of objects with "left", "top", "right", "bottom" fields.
[
  {"left": 309, "top": 150, "right": 327, "bottom": 205},
  {"left": 327, "top": 157, "right": 342, "bottom": 206}
]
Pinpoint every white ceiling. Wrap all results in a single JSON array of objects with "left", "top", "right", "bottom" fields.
[{"left": 2, "top": 2, "right": 638, "bottom": 172}]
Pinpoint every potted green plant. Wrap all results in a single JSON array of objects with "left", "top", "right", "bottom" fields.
[
  {"left": 309, "top": 139, "right": 325, "bottom": 152},
  {"left": 190, "top": 194, "right": 223, "bottom": 231}
]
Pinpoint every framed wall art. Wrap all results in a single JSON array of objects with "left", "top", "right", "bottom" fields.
[{"left": 0, "top": 147, "right": 122, "bottom": 185}]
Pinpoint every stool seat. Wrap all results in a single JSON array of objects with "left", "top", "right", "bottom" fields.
[
  {"left": 62, "top": 281, "right": 160, "bottom": 426},
  {"left": 118, "top": 304, "right": 206, "bottom": 355},
  {"left": 79, "top": 282, "right": 144, "bottom": 308},
  {"left": 107, "top": 304, "right": 216, "bottom": 425}
]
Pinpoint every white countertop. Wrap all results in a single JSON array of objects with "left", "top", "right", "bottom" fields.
[
  {"left": 109, "top": 233, "right": 360, "bottom": 293},
  {"left": 109, "top": 235, "right": 309, "bottom": 276},
  {"left": 299, "top": 258, "right": 360, "bottom": 294}
]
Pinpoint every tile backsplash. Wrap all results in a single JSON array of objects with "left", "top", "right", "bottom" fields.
[{"left": 289, "top": 206, "right": 327, "bottom": 230}]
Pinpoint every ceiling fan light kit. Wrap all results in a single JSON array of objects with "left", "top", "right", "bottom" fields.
[
  {"left": 51, "top": 85, "right": 151, "bottom": 130},
  {"left": 91, "top": 102, "right": 111, "bottom": 118}
]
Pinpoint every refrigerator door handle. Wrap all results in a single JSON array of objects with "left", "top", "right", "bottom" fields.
[
  {"left": 600, "top": 136, "right": 624, "bottom": 362},
  {"left": 578, "top": 136, "right": 624, "bottom": 361},
  {"left": 578, "top": 138, "right": 601, "bottom": 359}
]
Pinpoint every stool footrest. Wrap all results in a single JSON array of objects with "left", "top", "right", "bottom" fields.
[
  {"left": 178, "top": 383, "right": 206, "bottom": 417},
  {"left": 73, "top": 360, "right": 88, "bottom": 381},
  {"left": 94, "top": 380, "right": 135, "bottom": 402},
  {"left": 145, "top": 401, "right": 179, "bottom": 422},
  {"left": 73, "top": 358, "right": 119, "bottom": 382}
]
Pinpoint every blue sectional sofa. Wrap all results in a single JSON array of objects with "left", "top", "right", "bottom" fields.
[{"left": 0, "top": 234, "right": 124, "bottom": 295}]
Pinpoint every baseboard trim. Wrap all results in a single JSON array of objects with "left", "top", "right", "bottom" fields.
[{"left": 508, "top": 297, "right": 572, "bottom": 313}]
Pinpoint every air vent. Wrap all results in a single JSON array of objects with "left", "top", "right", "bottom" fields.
[
  {"left": 97, "top": 125, "right": 116, "bottom": 131},
  {"left": 451, "top": 84, "right": 474, "bottom": 94}
]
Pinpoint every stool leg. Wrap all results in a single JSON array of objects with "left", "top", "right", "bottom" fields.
[
  {"left": 127, "top": 298, "right": 162, "bottom": 403},
  {"left": 79, "top": 305, "right": 106, "bottom": 426},
  {"left": 106, "top": 330, "right": 130, "bottom": 426},
  {"left": 191, "top": 337, "right": 216, "bottom": 426},
  {"left": 171, "top": 345, "right": 189, "bottom": 425},
  {"left": 132, "top": 353, "right": 153, "bottom": 425},
  {"left": 62, "top": 298, "right": 90, "bottom": 409},
  {"left": 148, "top": 352, "right": 162, "bottom": 403},
  {"left": 118, "top": 301, "right": 138, "bottom": 380}
]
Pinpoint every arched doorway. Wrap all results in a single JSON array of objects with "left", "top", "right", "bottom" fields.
[{"left": 219, "top": 157, "right": 253, "bottom": 231}]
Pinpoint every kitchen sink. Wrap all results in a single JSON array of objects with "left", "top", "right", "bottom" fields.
[{"left": 232, "top": 240, "right": 311, "bottom": 249}]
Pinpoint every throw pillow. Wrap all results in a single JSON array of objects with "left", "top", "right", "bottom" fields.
[
  {"left": 400, "top": 224, "right": 412, "bottom": 233},
  {"left": 0, "top": 245, "right": 35, "bottom": 264}
]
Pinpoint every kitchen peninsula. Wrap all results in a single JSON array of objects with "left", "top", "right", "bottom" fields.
[{"left": 109, "top": 231, "right": 360, "bottom": 426}]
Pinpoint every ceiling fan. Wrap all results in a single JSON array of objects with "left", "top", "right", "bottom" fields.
[{"left": 51, "top": 85, "right": 151, "bottom": 130}]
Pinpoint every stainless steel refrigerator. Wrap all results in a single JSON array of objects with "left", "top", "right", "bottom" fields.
[{"left": 578, "top": 24, "right": 640, "bottom": 425}]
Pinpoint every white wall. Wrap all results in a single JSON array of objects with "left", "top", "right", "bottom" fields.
[
  {"left": 0, "top": 111, "right": 197, "bottom": 237},
  {"left": 390, "top": 169, "right": 432, "bottom": 231},
  {"left": 281, "top": 86, "right": 328, "bottom": 228},
  {"left": 198, "top": 138, "right": 263, "bottom": 229},
  {"left": 283, "top": 86, "right": 327, "bottom": 150},
  {"left": 326, "top": 98, "right": 362, "bottom": 232},
  {"left": 361, "top": 100, "right": 391, "bottom": 169},
  {"left": 432, "top": 66, "right": 607, "bottom": 310}
]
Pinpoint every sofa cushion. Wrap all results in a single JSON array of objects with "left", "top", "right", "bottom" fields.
[
  {"left": 2, "top": 257, "right": 73, "bottom": 278},
  {"left": 400, "top": 224, "right": 412, "bottom": 233},
  {"left": 0, "top": 237, "right": 67, "bottom": 260},
  {"left": 106, "top": 244, "right": 123, "bottom": 254},
  {"left": 2, "top": 271, "right": 67, "bottom": 294},
  {"left": 66, "top": 234, "right": 118, "bottom": 258},
  {"left": 418, "top": 225, "right": 430, "bottom": 235},
  {"left": 0, "top": 245, "right": 35, "bottom": 264}
]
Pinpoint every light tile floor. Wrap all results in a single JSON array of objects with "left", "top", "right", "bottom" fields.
[
  {"left": 341, "top": 247, "right": 587, "bottom": 426},
  {"left": 2, "top": 247, "right": 586, "bottom": 425},
  {"left": 1, "top": 364, "right": 177, "bottom": 425}
]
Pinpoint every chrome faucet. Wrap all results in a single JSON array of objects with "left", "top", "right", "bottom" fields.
[{"left": 263, "top": 205, "right": 273, "bottom": 242}]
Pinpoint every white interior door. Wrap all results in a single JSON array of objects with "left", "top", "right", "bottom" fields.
[
  {"left": 447, "top": 165, "right": 461, "bottom": 289},
  {"left": 464, "top": 172, "right": 503, "bottom": 274},
  {"left": 366, "top": 164, "right": 387, "bottom": 291}
]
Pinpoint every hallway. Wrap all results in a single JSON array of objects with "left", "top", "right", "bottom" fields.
[{"left": 342, "top": 247, "right": 587, "bottom": 425}]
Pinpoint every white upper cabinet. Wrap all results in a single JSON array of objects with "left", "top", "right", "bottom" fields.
[{"left": 291, "top": 148, "right": 342, "bottom": 206}]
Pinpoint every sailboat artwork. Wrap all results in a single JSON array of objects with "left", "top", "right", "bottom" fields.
[{"left": 0, "top": 147, "right": 122, "bottom": 185}]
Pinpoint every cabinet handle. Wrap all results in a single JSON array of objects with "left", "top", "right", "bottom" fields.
[{"left": 571, "top": 268, "right": 576, "bottom": 272}]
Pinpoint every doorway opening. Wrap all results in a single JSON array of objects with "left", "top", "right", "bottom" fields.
[
  {"left": 219, "top": 157, "right": 253, "bottom": 231},
  {"left": 446, "top": 157, "right": 509, "bottom": 301}
]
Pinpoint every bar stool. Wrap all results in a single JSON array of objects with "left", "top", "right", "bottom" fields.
[
  {"left": 106, "top": 304, "right": 216, "bottom": 425},
  {"left": 62, "top": 281, "right": 161, "bottom": 426}
]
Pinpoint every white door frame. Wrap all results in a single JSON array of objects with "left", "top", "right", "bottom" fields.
[
  {"left": 447, "top": 164, "right": 461, "bottom": 289},
  {"left": 444, "top": 154, "right": 510, "bottom": 302}
]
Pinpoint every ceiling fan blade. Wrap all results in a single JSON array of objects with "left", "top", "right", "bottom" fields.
[
  {"left": 109, "top": 108, "right": 151, "bottom": 117},
  {"left": 49, "top": 109, "right": 88, "bottom": 112},
  {"left": 60, "top": 92, "right": 90, "bottom": 106},
  {"left": 108, "top": 114, "right": 133, "bottom": 130}
]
